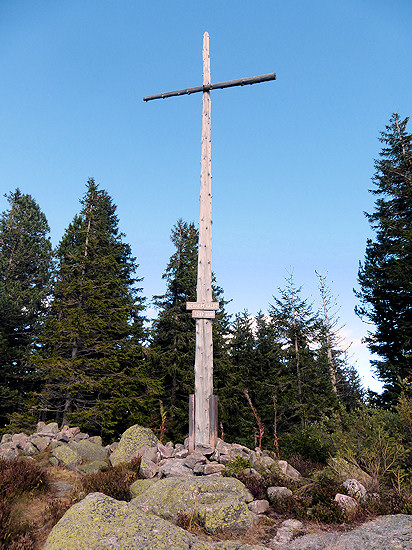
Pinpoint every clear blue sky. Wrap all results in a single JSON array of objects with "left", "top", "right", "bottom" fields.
[{"left": 1, "top": 1, "right": 411, "bottom": 392}]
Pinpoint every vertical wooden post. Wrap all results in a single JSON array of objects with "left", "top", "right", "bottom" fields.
[
  {"left": 144, "top": 33, "right": 276, "bottom": 451},
  {"left": 194, "top": 32, "right": 214, "bottom": 447},
  {"left": 188, "top": 394, "right": 195, "bottom": 453}
]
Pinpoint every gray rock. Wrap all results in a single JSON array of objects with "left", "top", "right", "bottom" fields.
[
  {"left": 184, "top": 451, "right": 207, "bottom": 469},
  {"left": 130, "top": 476, "right": 257, "bottom": 534},
  {"left": 248, "top": 500, "right": 269, "bottom": 514},
  {"left": 174, "top": 448, "right": 189, "bottom": 459},
  {"left": 157, "top": 443, "right": 172, "bottom": 459},
  {"left": 0, "top": 447, "right": 18, "bottom": 460},
  {"left": 277, "top": 460, "right": 301, "bottom": 480},
  {"left": 44, "top": 492, "right": 267, "bottom": 550},
  {"left": 69, "top": 439, "right": 108, "bottom": 462},
  {"left": 39, "top": 422, "right": 59, "bottom": 435},
  {"left": 267, "top": 486, "right": 293, "bottom": 502},
  {"left": 276, "top": 514, "right": 412, "bottom": 550},
  {"left": 73, "top": 432, "right": 89, "bottom": 441},
  {"left": 1, "top": 434, "right": 12, "bottom": 444},
  {"left": 51, "top": 445, "right": 81, "bottom": 468},
  {"left": 334, "top": 493, "right": 358, "bottom": 516},
  {"left": 282, "top": 519, "right": 303, "bottom": 529},
  {"left": 204, "top": 463, "right": 226, "bottom": 475},
  {"left": 21, "top": 441, "right": 38, "bottom": 456},
  {"left": 30, "top": 435, "right": 51, "bottom": 452},
  {"left": 343, "top": 478, "right": 368, "bottom": 502},
  {"left": 193, "top": 463, "right": 205, "bottom": 475},
  {"left": 12, "top": 433, "right": 29, "bottom": 448},
  {"left": 140, "top": 445, "right": 159, "bottom": 464},
  {"left": 110, "top": 424, "right": 159, "bottom": 467},
  {"left": 55, "top": 432, "right": 70, "bottom": 442},
  {"left": 230, "top": 443, "right": 253, "bottom": 460},
  {"left": 195, "top": 443, "right": 215, "bottom": 456},
  {"left": 139, "top": 456, "right": 159, "bottom": 479},
  {"left": 215, "top": 438, "right": 233, "bottom": 455},
  {"left": 159, "top": 458, "right": 194, "bottom": 478},
  {"left": 219, "top": 453, "right": 232, "bottom": 465}
]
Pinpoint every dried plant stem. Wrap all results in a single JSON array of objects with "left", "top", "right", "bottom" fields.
[
  {"left": 273, "top": 394, "right": 280, "bottom": 458},
  {"left": 244, "top": 388, "right": 264, "bottom": 450}
]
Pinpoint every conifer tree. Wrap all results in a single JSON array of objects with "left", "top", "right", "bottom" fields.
[
  {"left": 149, "top": 220, "right": 198, "bottom": 439},
  {"left": 0, "top": 189, "right": 52, "bottom": 429},
  {"left": 37, "top": 179, "right": 156, "bottom": 438},
  {"left": 149, "top": 219, "right": 231, "bottom": 442},
  {"left": 269, "top": 275, "right": 337, "bottom": 429},
  {"left": 356, "top": 114, "right": 412, "bottom": 405},
  {"left": 316, "top": 272, "right": 363, "bottom": 408}
]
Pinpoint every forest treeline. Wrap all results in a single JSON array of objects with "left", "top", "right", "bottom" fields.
[{"left": 0, "top": 114, "right": 410, "bottom": 467}]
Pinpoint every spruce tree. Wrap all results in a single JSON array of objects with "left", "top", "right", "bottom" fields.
[
  {"left": 37, "top": 179, "right": 155, "bottom": 438},
  {"left": 0, "top": 189, "right": 52, "bottom": 430},
  {"left": 269, "top": 275, "right": 338, "bottom": 429},
  {"left": 316, "top": 272, "right": 363, "bottom": 409},
  {"left": 356, "top": 114, "right": 412, "bottom": 405},
  {"left": 149, "top": 219, "right": 231, "bottom": 442},
  {"left": 149, "top": 220, "right": 198, "bottom": 439}
]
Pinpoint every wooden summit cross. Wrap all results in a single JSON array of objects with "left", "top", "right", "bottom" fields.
[{"left": 144, "top": 32, "right": 276, "bottom": 449}]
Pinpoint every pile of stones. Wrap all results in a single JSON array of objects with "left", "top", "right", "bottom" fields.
[{"left": 0, "top": 421, "right": 370, "bottom": 518}]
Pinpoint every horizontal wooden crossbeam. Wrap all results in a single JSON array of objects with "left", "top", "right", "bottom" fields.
[{"left": 143, "top": 72, "right": 276, "bottom": 102}]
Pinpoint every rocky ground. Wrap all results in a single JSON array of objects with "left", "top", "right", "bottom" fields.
[{"left": 1, "top": 422, "right": 411, "bottom": 549}]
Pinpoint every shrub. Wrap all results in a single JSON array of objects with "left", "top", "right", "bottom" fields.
[
  {"left": 223, "top": 457, "right": 251, "bottom": 477},
  {"left": 82, "top": 457, "right": 141, "bottom": 501},
  {"left": 0, "top": 458, "right": 49, "bottom": 500},
  {"left": 0, "top": 459, "right": 47, "bottom": 549},
  {"left": 279, "top": 422, "right": 334, "bottom": 464},
  {"left": 334, "top": 407, "right": 408, "bottom": 489}
]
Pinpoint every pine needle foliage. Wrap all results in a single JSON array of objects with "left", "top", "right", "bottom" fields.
[
  {"left": 36, "top": 179, "right": 158, "bottom": 438},
  {"left": 356, "top": 114, "right": 412, "bottom": 406},
  {"left": 0, "top": 189, "right": 52, "bottom": 430}
]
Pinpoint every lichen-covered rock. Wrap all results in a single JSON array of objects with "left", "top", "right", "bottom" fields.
[
  {"left": 50, "top": 444, "right": 80, "bottom": 468},
  {"left": 130, "top": 478, "right": 159, "bottom": 498},
  {"left": 139, "top": 456, "right": 159, "bottom": 478},
  {"left": 44, "top": 492, "right": 267, "bottom": 550},
  {"left": 69, "top": 439, "right": 108, "bottom": 461},
  {"left": 44, "top": 492, "right": 198, "bottom": 550},
  {"left": 109, "top": 424, "right": 159, "bottom": 467},
  {"left": 130, "top": 476, "right": 257, "bottom": 533},
  {"left": 21, "top": 441, "right": 38, "bottom": 456},
  {"left": 39, "top": 422, "right": 59, "bottom": 435},
  {"left": 30, "top": 435, "right": 52, "bottom": 452}
]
